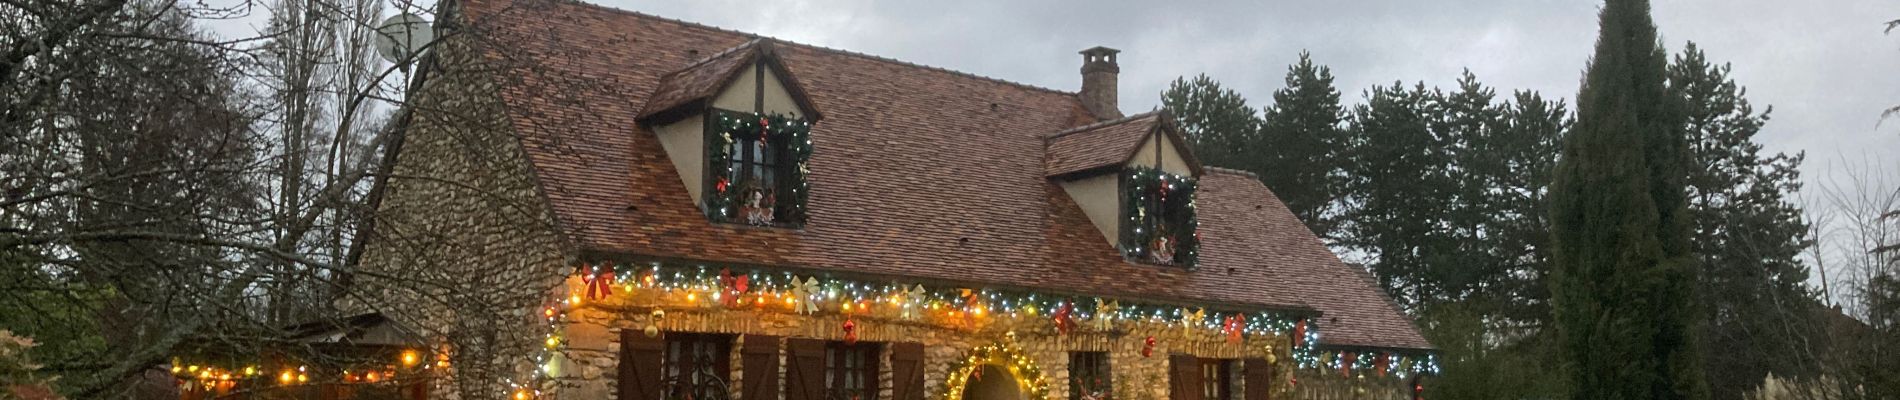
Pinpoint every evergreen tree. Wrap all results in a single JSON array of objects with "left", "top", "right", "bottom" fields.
[
  {"left": 1669, "top": 43, "right": 1823, "bottom": 399},
  {"left": 1548, "top": 0, "right": 1708, "bottom": 398},
  {"left": 1258, "top": 52, "right": 1348, "bottom": 238},
  {"left": 1342, "top": 82, "right": 1455, "bottom": 309},
  {"left": 1161, "top": 74, "right": 1261, "bottom": 174}
]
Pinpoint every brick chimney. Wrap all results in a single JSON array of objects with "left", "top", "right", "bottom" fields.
[{"left": 1078, "top": 46, "right": 1123, "bottom": 120}]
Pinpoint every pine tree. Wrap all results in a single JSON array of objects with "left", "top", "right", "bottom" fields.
[
  {"left": 1669, "top": 43, "right": 1823, "bottom": 399},
  {"left": 1258, "top": 52, "right": 1348, "bottom": 238},
  {"left": 1548, "top": 0, "right": 1708, "bottom": 398},
  {"left": 1161, "top": 74, "right": 1261, "bottom": 174},
  {"left": 1342, "top": 82, "right": 1454, "bottom": 308}
]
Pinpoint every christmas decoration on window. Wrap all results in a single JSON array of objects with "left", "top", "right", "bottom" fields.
[
  {"left": 842, "top": 319, "right": 859, "bottom": 345},
  {"left": 1120, "top": 166, "right": 1199, "bottom": 267},
  {"left": 941, "top": 338, "right": 1050, "bottom": 400},
  {"left": 705, "top": 111, "right": 812, "bottom": 226}
]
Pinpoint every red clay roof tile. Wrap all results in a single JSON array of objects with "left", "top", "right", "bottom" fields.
[{"left": 460, "top": 0, "right": 1429, "bottom": 351}]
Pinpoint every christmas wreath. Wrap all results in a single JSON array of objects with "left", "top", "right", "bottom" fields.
[
  {"left": 706, "top": 111, "right": 812, "bottom": 226},
  {"left": 1120, "top": 166, "right": 1199, "bottom": 267}
]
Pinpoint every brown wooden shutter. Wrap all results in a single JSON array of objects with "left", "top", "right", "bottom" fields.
[
  {"left": 742, "top": 335, "right": 783, "bottom": 400},
  {"left": 1242, "top": 358, "right": 1271, "bottom": 400},
  {"left": 620, "top": 330, "right": 666, "bottom": 400},
  {"left": 1168, "top": 354, "right": 1202, "bottom": 400},
  {"left": 888, "top": 343, "right": 926, "bottom": 400},
  {"left": 784, "top": 338, "right": 829, "bottom": 400}
]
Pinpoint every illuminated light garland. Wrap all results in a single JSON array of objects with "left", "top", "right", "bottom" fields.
[
  {"left": 940, "top": 337, "right": 1050, "bottom": 400},
  {"left": 168, "top": 350, "right": 430, "bottom": 390},
  {"left": 515, "top": 262, "right": 1438, "bottom": 397}
]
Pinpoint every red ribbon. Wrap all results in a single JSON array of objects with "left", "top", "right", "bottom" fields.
[{"left": 581, "top": 264, "right": 613, "bottom": 300}]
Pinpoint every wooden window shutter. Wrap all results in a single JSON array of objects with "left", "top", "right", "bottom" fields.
[
  {"left": 784, "top": 338, "right": 829, "bottom": 400},
  {"left": 1241, "top": 358, "right": 1271, "bottom": 400},
  {"left": 888, "top": 343, "right": 926, "bottom": 400},
  {"left": 1168, "top": 354, "right": 1203, "bottom": 400},
  {"left": 741, "top": 335, "right": 783, "bottom": 400},
  {"left": 620, "top": 330, "right": 667, "bottom": 400}
]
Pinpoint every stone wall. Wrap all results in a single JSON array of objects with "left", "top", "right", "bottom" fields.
[
  {"left": 351, "top": 20, "right": 575, "bottom": 399},
  {"left": 554, "top": 288, "right": 1299, "bottom": 400}
]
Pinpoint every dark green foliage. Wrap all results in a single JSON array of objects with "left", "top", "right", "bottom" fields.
[
  {"left": 1258, "top": 52, "right": 1349, "bottom": 238},
  {"left": 1162, "top": 74, "right": 1261, "bottom": 174},
  {"left": 1548, "top": 0, "right": 1708, "bottom": 398},
  {"left": 1670, "top": 43, "right": 1824, "bottom": 399},
  {"left": 1341, "top": 82, "right": 1457, "bottom": 309},
  {"left": 1342, "top": 75, "right": 1570, "bottom": 399}
]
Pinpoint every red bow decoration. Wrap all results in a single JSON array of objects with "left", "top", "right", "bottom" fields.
[
  {"left": 1141, "top": 336, "right": 1157, "bottom": 358},
  {"left": 1292, "top": 320, "right": 1308, "bottom": 347},
  {"left": 715, "top": 177, "right": 729, "bottom": 193},
  {"left": 1052, "top": 302, "right": 1076, "bottom": 335},
  {"left": 1340, "top": 352, "right": 1357, "bottom": 377},
  {"left": 580, "top": 263, "right": 614, "bottom": 301},
  {"left": 842, "top": 319, "right": 858, "bottom": 345},
  {"left": 758, "top": 117, "right": 771, "bottom": 140},
  {"left": 1375, "top": 352, "right": 1391, "bottom": 377},
  {"left": 718, "top": 268, "right": 749, "bottom": 307},
  {"left": 1223, "top": 313, "right": 1246, "bottom": 344}
]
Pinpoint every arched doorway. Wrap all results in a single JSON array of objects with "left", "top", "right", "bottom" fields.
[
  {"left": 941, "top": 340, "right": 1050, "bottom": 400},
  {"left": 964, "top": 364, "right": 1024, "bottom": 400}
]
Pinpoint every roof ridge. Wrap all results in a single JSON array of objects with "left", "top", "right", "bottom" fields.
[
  {"left": 1045, "top": 111, "right": 1161, "bottom": 140},
  {"left": 673, "top": 38, "right": 765, "bottom": 72},
  {"left": 554, "top": 0, "right": 1079, "bottom": 96},
  {"left": 1203, "top": 166, "right": 1259, "bottom": 179}
]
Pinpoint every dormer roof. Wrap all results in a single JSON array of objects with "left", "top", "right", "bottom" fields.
[
  {"left": 637, "top": 39, "right": 824, "bottom": 125},
  {"left": 1044, "top": 110, "right": 1203, "bottom": 178}
]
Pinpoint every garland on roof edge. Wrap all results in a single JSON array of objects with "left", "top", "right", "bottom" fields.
[
  {"left": 1121, "top": 166, "right": 1199, "bottom": 268},
  {"left": 706, "top": 111, "right": 812, "bottom": 226}
]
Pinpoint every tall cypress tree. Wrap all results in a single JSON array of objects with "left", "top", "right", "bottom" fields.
[{"left": 1548, "top": 0, "right": 1708, "bottom": 398}]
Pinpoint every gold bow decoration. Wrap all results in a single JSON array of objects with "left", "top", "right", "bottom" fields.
[
  {"left": 1091, "top": 299, "right": 1120, "bottom": 331},
  {"left": 1181, "top": 308, "right": 1206, "bottom": 337},
  {"left": 790, "top": 276, "right": 821, "bottom": 315},
  {"left": 899, "top": 284, "right": 926, "bottom": 320}
]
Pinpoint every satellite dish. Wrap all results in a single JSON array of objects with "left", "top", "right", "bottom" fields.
[{"left": 374, "top": 13, "right": 432, "bottom": 63}]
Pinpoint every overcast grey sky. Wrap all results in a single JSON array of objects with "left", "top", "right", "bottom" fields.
[{"left": 600, "top": 1, "right": 1898, "bottom": 168}]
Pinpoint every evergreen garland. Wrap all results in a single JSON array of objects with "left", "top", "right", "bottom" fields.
[
  {"left": 705, "top": 111, "right": 812, "bottom": 226},
  {"left": 1120, "top": 166, "right": 1199, "bottom": 268}
]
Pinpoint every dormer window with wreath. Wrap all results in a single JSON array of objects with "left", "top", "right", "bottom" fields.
[
  {"left": 637, "top": 39, "right": 823, "bottom": 228},
  {"left": 1120, "top": 166, "right": 1198, "bottom": 267},
  {"left": 706, "top": 112, "right": 811, "bottom": 225},
  {"left": 1044, "top": 110, "right": 1202, "bottom": 269}
]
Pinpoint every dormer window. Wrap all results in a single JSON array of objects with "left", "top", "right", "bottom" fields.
[
  {"left": 1120, "top": 166, "right": 1199, "bottom": 267},
  {"left": 636, "top": 39, "right": 823, "bottom": 228},
  {"left": 706, "top": 111, "right": 812, "bottom": 226}
]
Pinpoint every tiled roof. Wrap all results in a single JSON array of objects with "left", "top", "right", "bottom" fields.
[
  {"left": 637, "top": 39, "right": 762, "bottom": 121},
  {"left": 638, "top": 39, "right": 824, "bottom": 124},
  {"left": 460, "top": 0, "right": 1429, "bottom": 350},
  {"left": 1044, "top": 112, "right": 1161, "bottom": 177}
]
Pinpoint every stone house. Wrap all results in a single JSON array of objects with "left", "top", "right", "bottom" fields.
[{"left": 354, "top": 0, "right": 1437, "bottom": 399}]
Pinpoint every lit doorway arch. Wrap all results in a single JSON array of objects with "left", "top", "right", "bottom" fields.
[{"left": 941, "top": 340, "right": 1051, "bottom": 400}]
